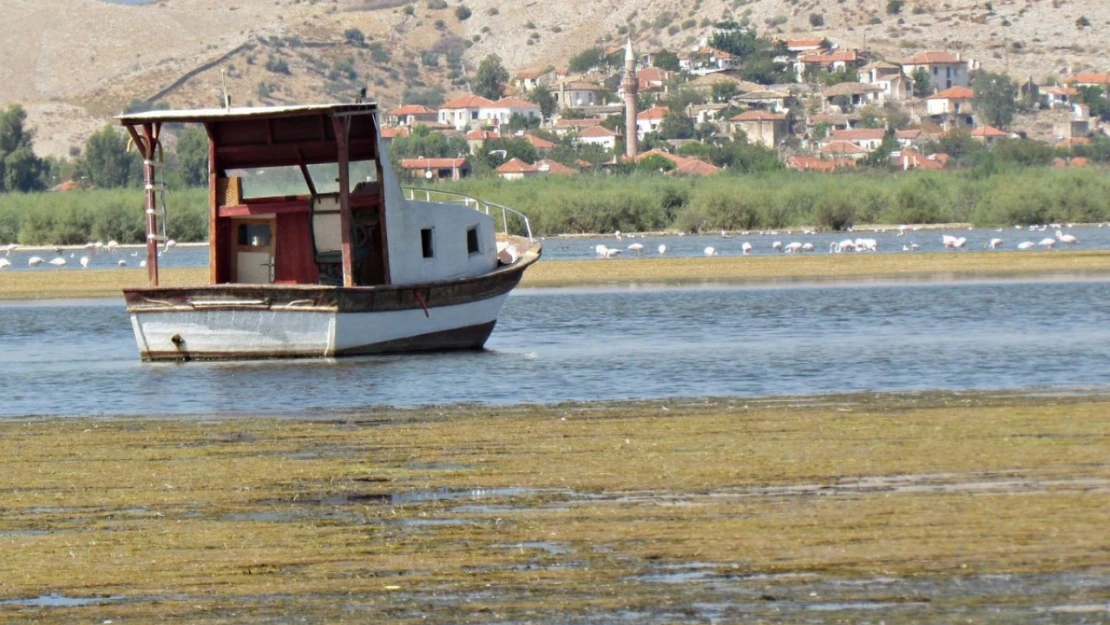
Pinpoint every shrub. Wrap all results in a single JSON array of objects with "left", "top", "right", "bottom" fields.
[
  {"left": 455, "top": 5, "right": 471, "bottom": 20},
  {"left": 809, "top": 13, "right": 825, "bottom": 27},
  {"left": 426, "top": 0, "right": 447, "bottom": 8},
  {"left": 265, "top": 56, "right": 290, "bottom": 75},
  {"left": 887, "top": 0, "right": 904, "bottom": 14}
]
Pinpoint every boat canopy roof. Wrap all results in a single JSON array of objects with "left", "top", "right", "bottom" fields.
[{"left": 116, "top": 103, "right": 380, "bottom": 169}]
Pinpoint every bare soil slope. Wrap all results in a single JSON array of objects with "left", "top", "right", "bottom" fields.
[{"left": 3, "top": 0, "right": 1105, "bottom": 157}]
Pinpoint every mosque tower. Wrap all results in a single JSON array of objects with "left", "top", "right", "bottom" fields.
[{"left": 623, "top": 38, "right": 638, "bottom": 160}]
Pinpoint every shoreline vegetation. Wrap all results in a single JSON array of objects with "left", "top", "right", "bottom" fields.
[
  {"left": 2, "top": 167, "right": 1110, "bottom": 246},
  {"left": 1, "top": 250, "right": 1109, "bottom": 300},
  {"left": 1, "top": 391, "right": 1106, "bottom": 622}
]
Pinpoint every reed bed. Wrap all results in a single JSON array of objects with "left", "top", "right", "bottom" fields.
[
  {"left": 0, "top": 392, "right": 1106, "bottom": 623},
  {"left": 2, "top": 250, "right": 1109, "bottom": 299}
]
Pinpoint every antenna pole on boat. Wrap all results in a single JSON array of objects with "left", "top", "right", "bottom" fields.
[{"left": 221, "top": 70, "right": 230, "bottom": 110}]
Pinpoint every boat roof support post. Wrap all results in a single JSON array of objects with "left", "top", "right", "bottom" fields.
[
  {"left": 126, "top": 122, "right": 163, "bottom": 287},
  {"left": 205, "top": 122, "right": 219, "bottom": 284},
  {"left": 331, "top": 115, "right": 354, "bottom": 287}
]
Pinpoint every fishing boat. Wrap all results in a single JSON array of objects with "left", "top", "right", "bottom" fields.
[{"left": 116, "top": 101, "right": 540, "bottom": 361}]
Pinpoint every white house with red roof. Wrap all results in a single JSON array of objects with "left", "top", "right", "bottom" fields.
[
  {"left": 785, "top": 38, "right": 827, "bottom": 56},
  {"left": 399, "top": 157, "right": 471, "bottom": 181},
  {"left": 387, "top": 104, "right": 439, "bottom": 126},
  {"left": 555, "top": 81, "right": 606, "bottom": 109},
  {"left": 926, "top": 86, "right": 975, "bottom": 130},
  {"left": 636, "top": 106, "right": 670, "bottom": 139},
  {"left": 970, "top": 125, "right": 1011, "bottom": 145},
  {"left": 1040, "top": 86, "right": 1078, "bottom": 109},
  {"left": 576, "top": 125, "right": 619, "bottom": 151},
  {"left": 438, "top": 95, "right": 497, "bottom": 130},
  {"left": 483, "top": 97, "right": 543, "bottom": 124},
  {"left": 826, "top": 128, "right": 886, "bottom": 151},
  {"left": 1065, "top": 73, "right": 1110, "bottom": 88},
  {"left": 860, "top": 61, "right": 912, "bottom": 101},
  {"left": 901, "top": 51, "right": 969, "bottom": 93},
  {"left": 463, "top": 129, "right": 500, "bottom": 154},
  {"left": 794, "top": 49, "right": 864, "bottom": 82},
  {"left": 495, "top": 158, "right": 576, "bottom": 180}
]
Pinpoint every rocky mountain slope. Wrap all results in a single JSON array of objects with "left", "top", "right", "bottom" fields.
[{"left": 3, "top": 0, "right": 1105, "bottom": 158}]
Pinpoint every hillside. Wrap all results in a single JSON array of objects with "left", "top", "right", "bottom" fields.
[{"left": 3, "top": 0, "right": 1107, "bottom": 158}]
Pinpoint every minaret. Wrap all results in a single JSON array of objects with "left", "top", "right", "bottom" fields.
[{"left": 623, "top": 38, "right": 638, "bottom": 160}]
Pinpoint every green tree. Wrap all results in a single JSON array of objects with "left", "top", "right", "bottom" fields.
[
  {"left": 972, "top": 71, "right": 1018, "bottom": 128},
  {"left": 528, "top": 85, "right": 557, "bottom": 119},
  {"left": 0, "top": 105, "right": 47, "bottom": 192},
  {"left": 708, "top": 27, "right": 791, "bottom": 84},
  {"left": 481, "top": 137, "right": 538, "bottom": 168},
  {"left": 473, "top": 54, "right": 509, "bottom": 101},
  {"left": 710, "top": 82, "right": 738, "bottom": 103},
  {"left": 912, "top": 67, "right": 931, "bottom": 97},
  {"left": 659, "top": 112, "right": 695, "bottom": 139},
  {"left": 653, "top": 50, "right": 680, "bottom": 72},
  {"left": 568, "top": 47, "right": 607, "bottom": 74},
  {"left": 80, "top": 125, "right": 140, "bottom": 189},
  {"left": 172, "top": 126, "right": 209, "bottom": 187},
  {"left": 1076, "top": 86, "right": 1110, "bottom": 120},
  {"left": 861, "top": 128, "right": 900, "bottom": 167},
  {"left": 343, "top": 28, "right": 366, "bottom": 46},
  {"left": 637, "top": 153, "right": 677, "bottom": 174}
]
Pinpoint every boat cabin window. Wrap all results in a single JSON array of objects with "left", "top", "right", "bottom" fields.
[
  {"left": 225, "top": 160, "right": 378, "bottom": 200},
  {"left": 421, "top": 228, "right": 434, "bottom": 259},
  {"left": 237, "top": 223, "right": 272, "bottom": 247},
  {"left": 467, "top": 226, "right": 480, "bottom": 255}
]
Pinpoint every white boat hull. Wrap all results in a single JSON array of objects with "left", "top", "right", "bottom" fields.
[{"left": 130, "top": 294, "right": 508, "bottom": 360}]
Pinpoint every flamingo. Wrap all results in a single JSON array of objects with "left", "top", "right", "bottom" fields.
[
  {"left": 604, "top": 247, "right": 622, "bottom": 258},
  {"left": 80, "top": 256, "right": 90, "bottom": 268},
  {"left": 830, "top": 239, "right": 855, "bottom": 253},
  {"left": 595, "top": 244, "right": 610, "bottom": 258},
  {"left": 942, "top": 234, "right": 959, "bottom": 248},
  {"left": 627, "top": 243, "right": 644, "bottom": 256},
  {"left": 0, "top": 258, "right": 10, "bottom": 270},
  {"left": 28, "top": 256, "right": 44, "bottom": 267},
  {"left": 1017, "top": 241, "right": 1036, "bottom": 249},
  {"left": 741, "top": 242, "right": 752, "bottom": 255},
  {"left": 1038, "top": 237, "right": 1056, "bottom": 248},
  {"left": 140, "top": 259, "right": 148, "bottom": 268},
  {"left": 771, "top": 241, "right": 782, "bottom": 251},
  {"left": 854, "top": 238, "right": 878, "bottom": 252},
  {"left": 106, "top": 240, "right": 120, "bottom": 252},
  {"left": 721, "top": 229, "right": 733, "bottom": 239},
  {"left": 1056, "top": 230, "right": 1078, "bottom": 244},
  {"left": 986, "top": 238, "right": 1003, "bottom": 249},
  {"left": 704, "top": 246, "right": 718, "bottom": 256},
  {"left": 3, "top": 243, "right": 16, "bottom": 256},
  {"left": 657, "top": 244, "right": 667, "bottom": 256},
  {"left": 164, "top": 239, "right": 177, "bottom": 252},
  {"left": 783, "top": 242, "right": 803, "bottom": 254},
  {"left": 118, "top": 259, "right": 127, "bottom": 267},
  {"left": 49, "top": 257, "right": 66, "bottom": 267},
  {"left": 801, "top": 242, "right": 814, "bottom": 252}
]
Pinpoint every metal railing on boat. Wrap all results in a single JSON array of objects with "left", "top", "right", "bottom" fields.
[{"left": 403, "top": 187, "right": 533, "bottom": 243}]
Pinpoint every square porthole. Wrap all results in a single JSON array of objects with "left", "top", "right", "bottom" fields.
[
  {"left": 466, "top": 226, "right": 480, "bottom": 255},
  {"left": 421, "top": 228, "right": 434, "bottom": 258}
]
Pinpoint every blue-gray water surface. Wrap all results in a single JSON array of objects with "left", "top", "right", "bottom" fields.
[{"left": 1, "top": 279, "right": 1107, "bottom": 417}]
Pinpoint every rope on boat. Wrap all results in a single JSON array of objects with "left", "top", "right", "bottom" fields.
[{"left": 414, "top": 290, "right": 430, "bottom": 318}]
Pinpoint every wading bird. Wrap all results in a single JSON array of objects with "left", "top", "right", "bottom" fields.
[
  {"left": 49, "top": 257, "right": 66, "bottom": 267},
  {"left": 80, "top": 256, "right": 90, "bottom": 268},
  {"left": 986, "top": 238, "right": 1003, "bottom": 249},
  {"left": 627, "top": 243, "right": 644, "bottom": 256},
  {"left": 1056, "top": 230, "right": 1078, "bottom": 244},
  {"left": 741, "top": 242, "right": 752, "bottom": 255},
  {"left": 28, "top": 256, "right": 44, "bottom": 267},
  {"left": 657, "top": 244, "right": 667, "bottom": 256},
  {"left": 704, "top": 246, "right": 718, "bottom": 256}
]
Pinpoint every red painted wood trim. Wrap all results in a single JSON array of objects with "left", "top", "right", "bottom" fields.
[{"left": 218, "top": 201, "right": 309, "bottom": 217}]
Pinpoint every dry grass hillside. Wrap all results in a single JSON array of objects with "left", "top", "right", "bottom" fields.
[{"left": 3, "top": 0, "right": 1106, "bottom": 158}]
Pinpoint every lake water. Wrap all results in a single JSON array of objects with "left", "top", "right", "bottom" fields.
[
  {"left": 3, "top": 225, "right": 1109, "bottom": 271},
  {"left": 1, "top": 278, "right": 1107, "bottom": 417}
]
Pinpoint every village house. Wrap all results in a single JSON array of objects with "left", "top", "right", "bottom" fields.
[
  {"left": 901, "top": 51, "right": 970, "bottom": 93},
  {"left": 822, "top": 82, "right": 885, "bottom": 110},
  {"left": 896, "top": 128, "right": 926, "bottom": 148},
  {"left": 689, "top": 103, "right": 731, "bottom": 124},
  {"left": 399, "top": 157, "right": 471, "bottom": 182},
  {"left": 736, "top": 89, "right": 791, "bottom": 112},
  {"left": 386, "top": 104, "right": 439, "bottom": 126},
  {"left": 970, "top": 125, "right": 1011, "bottom": 146},
  {"left": 820, "top": 140, "right": 869, "bottom": 160},
  {"left": 859, "top": 61, "right": 912, "bottom": 101},
  {"left": 925, "top": 86, "right": 975, "bottom": 130},
  {"left": 678, "top": 44, "right": 737, "bottom": 74},
  {"left": 464, "top": 129, "right": 500, "bottom": 155},
  {"left": 808, "top": 112, "right": 854, "bottom": 136},
  {"left": 827, "top": 128, "right": 886, "bottom": 151},
  {"left": 379, "top": 125, "right": 411, "bottom": 143},
  {"left": 552, "top": 117, "right": 605, "bottom": 138},
  {"left": 786, "top": 155, "right": 857, "bottom": 172},
  {"left": 520, "top": 134, "right": 557, "bottom": 152},
  {"left": 511, "top": 67, "right": 555, "bottom": 92},
  {"left": 576, "top": 125, "right": 620, "bottom": 151},
  {"left": 438, "top": 95, "right": 496, "bottom": 130},
  {"left": 635, "top": 149, "right": 722, "bottom": 176},
  {"left": 555, "top": 80, "right": 606, "bottom": 109},
  {"left": 495, "top": 158, "right": 576, "bottom": 180},
  {"left": 896, "top": 148, "right": 949, "bottom": 171},
  {"left": 636, "top": 106, "right": 670, "bottom": 139},
  {"left": 1040, "top": 86, "right": 1078, "bottom": 109},
  {"left": 731, "top": 110, "right": 790, "bottom": 149},
  {"left": 785, "top": 38, "right": 827, "bottom": 56},
  {"left": 794, "top": 49, "right": 864, "bottom": 82},
  {"left": 482, "top": 97, "right": 543, "bottom": 125},
  {"left": 1065, "top": 73, "right": 1110, "bottom": 89}
]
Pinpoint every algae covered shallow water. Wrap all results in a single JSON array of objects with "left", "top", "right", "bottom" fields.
[{"left": 0, "top": 278, "right": 1108, "bottom": 417}]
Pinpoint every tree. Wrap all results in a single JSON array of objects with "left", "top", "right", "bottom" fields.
[
  {"left": 528, "top": 85, "right": 557, "bottom": 119},
  {"left": 80, "top": 125, "right": 140, "bottom": 189},
  {"left": 709, "top": 27, "right": 791, "bottom": 84},
  {"left": 0, "top": 105, "right": 47, "bottom": 192},
  {"left": 455, "top": 5, "right": 472, "bottom": 20},
  {"left": 1076, "top": 86, "right": 1110, "bottom": 120},
  {"left": 809, "top": 13, "right": 825, "bottom": 28},
  {"left": 861, "top": 128, "right": 900, "bottom": 167},
  {"left": 972, "top": 71, "right": 1018, "bottom": 128},
  {"left": 637, "top": 153, "right": 676, "bottom": 174},
  {"left": 659, "top": 112, "right": 695, "bottom": 140},
  {"left": 473, "top": 54, "right": 509, "bottom": 101},
  {"left": 710, "top": 82, "right": 738, "bottom": 103},
  {"left": 568, "top": 47, "right": 607, "bottom": 74},
  {"left": 887, "top": 0, "right": 904, "bottom": 15},
  {"left": 343, "top": 28, "right": 366, "bottom": 46},
  {"left": 911, "top": 67, "right": 931, "bottom": 96},
  {"left": 653, "top": 50, "right": 680, "bottom": 72},
  {"left": 172, "top": 126, "right": 209, "bottom": 187}
]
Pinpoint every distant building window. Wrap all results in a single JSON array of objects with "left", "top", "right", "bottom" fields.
[
  {"left": 467, "top": 226, "right": 480, "bottom": 255},
  {"left": 421, "top": 228, "right": 434, "bottom": 258}
]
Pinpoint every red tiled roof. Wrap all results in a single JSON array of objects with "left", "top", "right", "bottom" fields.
[
  {"left": 464, "top": 129, "right": 499, "bottom": 140},
  {"left": 970, "top": 125, "right": 1008, "bottom": 138},
  {"left": 638, "top": 67, "right": 670, "bottom": 83},
  {"left": 390, "top": 104, "right": 437, "bottom": 116},
  {"left": 513, "top": 69, "right": 547, "bottom": 80},
  {"left": 496, "top": 158, "right": 537, "bottom": 174},
  {"left": 896, "top": 129, "right": 924, "bottom": 139},
  {"left": 787, "top": 38, "right": 826, "bottom": 49},
  {"left": 1056, "top": 137, "right": 1091, "bottom": 148},
  {"left": 400, "top": 157, "right": 468, "bottom": 169},
  {"left": 822, "top": 140, "right": 868, "bottom": 155},
  {"left": 380, "top": 126, "right": 411, "bottom": 139},
  {"left": 1042, "top": 86, "right": 1079, "bottom": 96},
  {"left": 493, "top": 97, "right": 540, "bottom": 108},
  {"left": 579, "top": 125, "right": 619, "bottom": 138},
  {"left": 637, "top": 106, "right": 670, "bottom": 120},
  {"left": 1066, "top": 73, "right": 1110, "bottom": 85},
  {"left": 902, "top": 51, "right": 962, "bottom": 65},
  {"left": 786, "top": 156, "right": 856, "bottom": 172},
  {"left": 522, "top": 134, "right": 556, "bottom": 149},
  {"left": 732, "top": 110, "right": 787, "bottom": 122},
  {"left": 634, "top": 149, "right": 721, "bottom": 176},
  {"left": 534, "top": 159, "right": 576, "bottom": 175},
  {"left": 927, "top": 86, "right": 975, "bottom": 100},
  {"left": 440, "top": 95, "right": 496, "bottom": 109},
  {"left": 899, "top": 148, "right": 948, "bottom": 170},
  {"left": 554, "top": 117, "right": 604, "bottom": 128},
  {"left": 800, "top": 50, "right": 861, "bottom": 64},
  {"left": 829, "top": 128, "right": 886, "bottom": 142}
]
